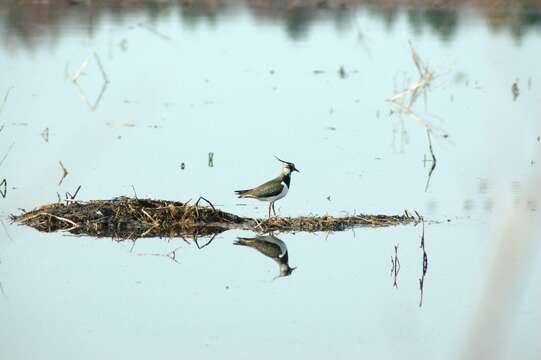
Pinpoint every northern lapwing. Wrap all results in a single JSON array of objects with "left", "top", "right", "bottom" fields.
[
  {"left": 235, "top": 233, "right": 296, "bottom": 278},
  {"left": 235, "top": 157, "right": 300, "bottom": 218}
]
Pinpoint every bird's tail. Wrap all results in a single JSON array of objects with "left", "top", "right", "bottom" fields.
[
  {"left": 234, "top": 189, "right": 251, "bottom": 198},
  {"left": 234, "top": 237, "right": 254, "bottom": 246}
]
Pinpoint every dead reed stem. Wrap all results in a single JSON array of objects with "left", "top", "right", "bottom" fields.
[{"left": 93, "top": 52, "right": 110, "bottom": 84}]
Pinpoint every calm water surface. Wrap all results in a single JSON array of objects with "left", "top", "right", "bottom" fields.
[{"left": 0, "top": 3, "right": 540, "bottom": 359}]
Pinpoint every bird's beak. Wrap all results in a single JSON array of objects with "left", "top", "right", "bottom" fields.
[{"left": 294, "top": 168, "right": 300, "bottom": 173}]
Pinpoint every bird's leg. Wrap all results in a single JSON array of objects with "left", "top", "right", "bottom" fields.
[
  {"left": 268, "top": 203, "right": 272, "bottom": 219},
  {"left": 272, "top": 202, "right": 277, "bottom": 217}
]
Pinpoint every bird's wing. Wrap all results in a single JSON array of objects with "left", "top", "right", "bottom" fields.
[
  {"left": 244, "top": 176, "right": 284, "bottom": 198},
  {"left": 236, "top": 236, "right": 281, "bottom": 258},
  {"left": 261, "top": 234, "right": 288, "bottom": 258}
]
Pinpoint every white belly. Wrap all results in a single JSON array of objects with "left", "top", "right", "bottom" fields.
[{"left": 261, "top": 182, "right": 288, "bottom": 202}]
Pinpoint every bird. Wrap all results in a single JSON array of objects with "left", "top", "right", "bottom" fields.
[
  {"left": 235, "top": 233, "right": 296, "bottom": 278},
  {"left": 235, "top": 156, "right": 300, "bottom": 218}
]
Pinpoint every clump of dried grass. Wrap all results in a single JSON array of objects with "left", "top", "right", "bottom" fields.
[
  {"left": 257, "top": 213, "right": 416, "bottom": 233},
  {"left": 12, "top": 197, "right": 244, "bottom": 239},
  {"left": 12, "top": 197, "right": 419, "bottom": 239}
]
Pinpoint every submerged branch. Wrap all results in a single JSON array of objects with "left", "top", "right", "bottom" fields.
[{"left": 11, "top": 197, "right": 420, "bottom": 239}]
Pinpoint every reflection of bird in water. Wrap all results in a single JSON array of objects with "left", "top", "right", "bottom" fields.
[{"left": 235, "top": 233, "right": 295, "bottom": 278}]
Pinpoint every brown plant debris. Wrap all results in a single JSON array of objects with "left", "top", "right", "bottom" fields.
[{"left": 11, "top": 197, "right": 419, "bottom": 239}]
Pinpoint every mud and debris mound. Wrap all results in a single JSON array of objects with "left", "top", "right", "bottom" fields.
[
  {"left": 11, "top": 197, "right": 420, "bottom": 238},
  {"left": 258, "top": 214, "right": 416, "bottom": 232},
  {"left": 12, "top": 197, "right": 244, "bottom": 239}
]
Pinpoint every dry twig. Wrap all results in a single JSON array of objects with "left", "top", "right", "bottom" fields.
[
  {"left": 391, "top": 244, "right": 400, "bottom": 288},
  {"left": 66, "top": 185, "right": 82, "bottom": 200},
  {"left": 387, "top": 42, "right": 445, "bottom": 193},
  {"left": 387, "top": 42, "right": 448, "bottom": 138},
  {"left": 194, "top": 233, "right": 217, "bottom": 249},
  {"left": 72, "top": 52, "right": 110, "bottom": 111},
  {"left": 0, "top": 143, "right": 14, "bottom": 168},
  {"left": 137, "top": 22, "right": 171, "bottom": 41},
  {"left": 0, "top": 178, "right": 7, "bottom": 198},
  {"left": 419, "top": 218, "right": 428, "bottom": 307},
  {"left": 0, "top": 87, "right": 14, "bottom": 115},
  {"left": 1, "top": 218, "right": 13, "bottom": 242},
  {"left": 0, "top": 281, "right": 6, "bottom": 299},
  {"left": 424, "top": 129, "right": 437, "bottom": 192},
  {"left": 58, "top": 161, "right": 69, "bottom": 186},
  {"left": 73, "top": 56, "right": 90, "bottom": 82},
  {"left": 93, "top": 52, "right": 110, "bottom": 84}
]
